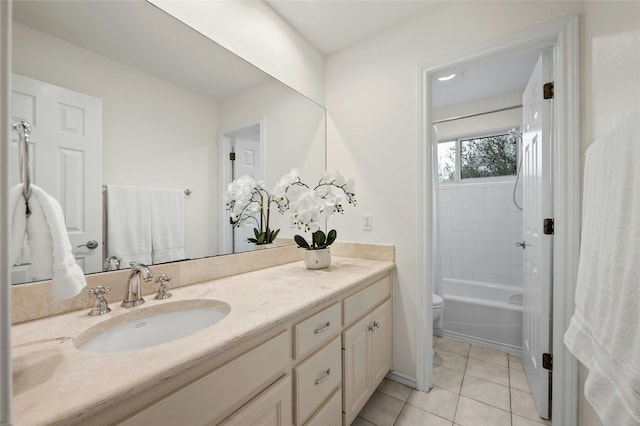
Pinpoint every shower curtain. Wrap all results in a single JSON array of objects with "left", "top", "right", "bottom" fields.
[{"left": 432, "top": 125, "right": 444, "bottom": 329}]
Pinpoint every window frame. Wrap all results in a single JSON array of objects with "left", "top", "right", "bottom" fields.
[{"left": 437, "top": 128, "right": 519, "bottom": 185}]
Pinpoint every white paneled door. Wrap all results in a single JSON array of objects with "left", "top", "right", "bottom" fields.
[
  {"left": 11, "top": 74, "right": 102, "bottom": 283},
  {"left": 521, "top": 51, "right": 553, "bottom": 420},
  {"left": 231, "top": 135, "right": 261, "bottom": 253}
]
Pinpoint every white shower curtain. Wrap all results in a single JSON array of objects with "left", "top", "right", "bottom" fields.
[{"left": 431, "top": 125, "right": 444, "bottom": 328}]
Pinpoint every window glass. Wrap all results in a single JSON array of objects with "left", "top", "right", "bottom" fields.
[
  {"left": 437, "top": 140, "right": 456, "bottom": 183},
  {"left": 460, "top": 134, "right": 517, "bottom": 179}
]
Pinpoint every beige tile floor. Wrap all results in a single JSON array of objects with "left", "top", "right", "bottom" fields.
[{"left": 353, "top": 336, "right": 552, "bottom": 426}]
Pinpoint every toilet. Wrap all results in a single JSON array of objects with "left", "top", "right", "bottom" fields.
[{"left": 433, "top": 293, "right": 444, "bottom": 326}]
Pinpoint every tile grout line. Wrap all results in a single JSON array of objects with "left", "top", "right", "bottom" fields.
[{"left": 508, "top": 355, "right": 514, "bottom": 426}]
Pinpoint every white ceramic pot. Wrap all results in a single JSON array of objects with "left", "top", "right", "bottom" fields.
[{"left": 304, "top": 248, "right": 331, "bottom": 270}]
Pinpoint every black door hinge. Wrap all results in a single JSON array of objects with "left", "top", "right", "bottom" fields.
[
  {"left": 543, "top": 218, "right": 554, "bottom": 235},
  {"left": 543, "top": 353, "right": 553, "bottom": 370},
  {"left": 543, "top": 82, "right": 554, "bottom": 100},
  {"left": 229, "top": 152, "right": 236, "bottom": 161}
]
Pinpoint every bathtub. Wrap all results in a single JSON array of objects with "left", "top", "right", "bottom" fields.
[{"left": 439, "top": 278, "right": 523, "bottom": 353}]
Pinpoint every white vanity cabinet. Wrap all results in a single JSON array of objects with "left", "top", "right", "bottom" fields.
[
  {"left": 113, "top": 273, "right": 392, "bottom": 426},
  {"left": 342, "top": 276, "right": 393, "bottom": 426},
  {"left": 119, "top": 331, "right": 291, "bottom": 426},
  {"left": 292, "top": 302, "right": 342, "bottom": 425}
]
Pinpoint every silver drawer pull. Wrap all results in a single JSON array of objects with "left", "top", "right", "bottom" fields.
[
  {"left": 313, "top": 322, "right": 331, "bottom": 335},
  {"left": 314, "top": 368, "right": 331, "bottom": 385}
]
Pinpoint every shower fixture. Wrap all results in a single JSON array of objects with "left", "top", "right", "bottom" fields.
[{"left": 509, "top": 128, "right": 524, "bottom": 211}]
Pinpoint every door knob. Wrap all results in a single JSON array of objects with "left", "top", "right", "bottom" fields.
[
  {"left": 515, "top": 241, "right": 526, "bottom": 249},
  {"left": 78, "top": 240, "right": 99, "bottom": 249}
]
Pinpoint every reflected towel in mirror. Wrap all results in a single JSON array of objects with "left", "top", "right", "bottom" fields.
[
  {"left": 150, "top": 189, "right": 185, "bottom": 263},
  {"left": 10, "top": 184, "right": 87, "bottom": 300},
  {"left": 106, "top": 185, "right": 153, "bottom": 267}
]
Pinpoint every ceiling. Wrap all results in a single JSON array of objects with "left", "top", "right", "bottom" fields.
[
  {"left": 265, "top": 0, "right": 437, "bottom": 55},
  {"left": 14, "top": 0, "right": 542, "bottom": 109},
  {"left": 265, "top": 0, "right": 542, "bottom": 108}
]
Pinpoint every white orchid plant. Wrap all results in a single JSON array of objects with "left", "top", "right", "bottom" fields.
[
  {"left": 225, "top": 175, "right": 280, "bottom": 245},
  {"left": 272, "top": 169, "right": 356, "bottom": 250}
]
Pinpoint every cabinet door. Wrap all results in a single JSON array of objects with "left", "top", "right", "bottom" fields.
[
  {"left": 371, "top": 300, "right": 392, "bottom": 387},
  {"left": 342, "top": 314, "right": 372, "bottom": 426},
  {"left": 220, "top": 375, "right": 292, "bottom": 426},
  {"left": 304, "top": 389, "right": 342, "bottom": 426}
]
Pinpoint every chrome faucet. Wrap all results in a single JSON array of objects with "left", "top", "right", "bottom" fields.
[
  {"left": 103, "top": 255, "right": 122, "bottom": 271},
  {"left": 122, "top": 263, "right": 152, "bottom": 308}
]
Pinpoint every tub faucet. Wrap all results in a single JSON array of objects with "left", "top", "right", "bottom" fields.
[{"left": 122, "top": 263, "right": 153, "bottom": 308}]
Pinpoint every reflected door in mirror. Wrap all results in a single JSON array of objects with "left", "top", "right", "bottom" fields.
[{"left": 10, "top": 74, "right": 103, "bottom": 284}]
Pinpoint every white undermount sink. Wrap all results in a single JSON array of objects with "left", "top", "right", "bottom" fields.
[{"left": 75, "top": 300, "right": 230, "bottom": 353}]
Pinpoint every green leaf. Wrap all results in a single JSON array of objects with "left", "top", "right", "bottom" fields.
[
  {"left": 270, "top": 228, "right": 280, "bottom": 242},
  {"left": 294, "top": 234, "right": 310, "bottom": 249},
  {"left": 247, "top": 237, "right": 258, "bottom": 243},
  {"left": 326, "top": 229, "right": 337, "bottom": 246},
  {"left": 253, "top": 228, "right": 260, "bottom": 239},
  {"left": 313, "top": 230, "right": 326, "bottom": 248}
]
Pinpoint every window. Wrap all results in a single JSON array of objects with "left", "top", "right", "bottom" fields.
[{"left": 437, "top": 131, "right": 518, "bottom": 183}]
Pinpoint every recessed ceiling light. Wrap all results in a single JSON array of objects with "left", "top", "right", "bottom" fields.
[{"left": 437, "top": 73, "right": 457, "bottom": 82}]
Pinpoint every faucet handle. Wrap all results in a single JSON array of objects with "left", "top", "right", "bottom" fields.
[
  {"left": 88, "top": 285, "right": 110, "bottom": 297},
  {"left": 154, "top": 275, "right": 172, "bottom": 300},
  {"left": 88, "top": 285, "right": 111, "bottom": 316}
]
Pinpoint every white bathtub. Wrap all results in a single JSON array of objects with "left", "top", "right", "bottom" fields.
[{"left": 439, "top": 278, "right": 523, "bottom": 352}]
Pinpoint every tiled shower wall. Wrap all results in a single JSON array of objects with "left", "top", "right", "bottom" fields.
[{"left": 439, "top": 181, "right": 523, "bottom": 287}]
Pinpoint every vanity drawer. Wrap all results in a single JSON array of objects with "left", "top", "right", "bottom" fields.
[
  {"left": 304, "top": 388, "right": 342, "bottom": 426},
  {"left": 294, "top": 302, "right": 341, "bottom": 359},
  {"left": 294, "top": 336, "right": 341, "bottom": 425},
  {"left": 343, "top": 274, "right": 391, "bottom": 325},
  {"left": 120, "top": 330, "right": 290, "bottom": 425},
  {"left": 220, "top": 375, "right": 292, "bottom": 425}
]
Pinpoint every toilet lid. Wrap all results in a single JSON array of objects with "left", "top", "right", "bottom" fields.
[{"left": 433, "top": 294, "right": 444, "bottom": 308}]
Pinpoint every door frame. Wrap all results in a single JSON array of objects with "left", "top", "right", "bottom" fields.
[
  {"left": 417, "top": 14, "right": 580, "bottom": 426},
  {"left": 218, "top": 119, "right": 264, "bottom": 254}
]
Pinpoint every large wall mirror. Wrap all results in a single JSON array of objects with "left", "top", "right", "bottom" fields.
[{"left": 10, "top": 0, "right": 326, "bottom": 285}]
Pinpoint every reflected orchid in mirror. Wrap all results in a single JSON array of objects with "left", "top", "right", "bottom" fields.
[{"left": 225, "top": 175, "right": 279, "bottom": 245}]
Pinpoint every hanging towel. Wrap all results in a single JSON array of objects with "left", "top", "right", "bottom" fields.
[
  {"left": 10, "top": 184, "right": 86, "bottom": 300},
  {"left": 10, "top": 184, "right": 28, "bottom": 266},
  {"left": 150, "top": 188, "right": 185, "bottom": 263},
  {"left": 106, "top": 185, "right": 152, "bottom": 268},
  {"left": 564, "top": 108, "right": 640, "bottom": 425}
]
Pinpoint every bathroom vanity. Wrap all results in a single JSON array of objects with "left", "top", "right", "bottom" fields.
[{"left": 11, "top": 249, "right": 394, "bottom": 425}]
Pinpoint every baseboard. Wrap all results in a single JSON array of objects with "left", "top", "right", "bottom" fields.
[
  {"left": 436, "top": 329, "right": 522, "bottom": 355},
  {"left": 385, "top": 371, "right": 417, "bottom": 389}
]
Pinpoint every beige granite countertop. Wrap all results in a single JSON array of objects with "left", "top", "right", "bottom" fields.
[{"left": 11, "top": 256, "right": 395, "bottom": 425}]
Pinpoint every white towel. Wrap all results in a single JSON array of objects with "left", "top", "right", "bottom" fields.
[
  {"left": 10, "top": 184, "right": 28, "bottom": 265},
  {"left": 10, "top": 184, "right": 86, "bottom": 300},
  {"left": 564, "top": 108, "right": 640, "bottom": 425},
  {"left": 106, "top": 185, "right": 152, "bottom": 268},
  {"left": 150, "top": 189, "right": 185, "bottom": 263}
]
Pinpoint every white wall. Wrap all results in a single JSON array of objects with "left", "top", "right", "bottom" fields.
[
  {"left": 325, "top": 0, "right": 583, "bottom": 382},
  {"left": 578, "top": 3, "right": 640, "bottom": 425},
  {"left": 150, "top": 0, "right": 326, "bottom": 106},
  {"left": 12, "top": 23, "right": 220, "bottom": 261}
]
